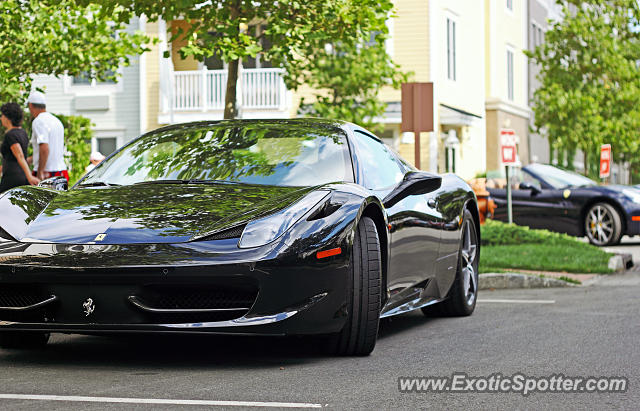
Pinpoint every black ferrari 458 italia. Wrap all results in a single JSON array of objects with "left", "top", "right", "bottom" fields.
[
  {"left": 0, "top": 119, "right": 480, "bottom": 355},
  {"left": 489, "top": 163, "right": 640, "bottom": 246}
]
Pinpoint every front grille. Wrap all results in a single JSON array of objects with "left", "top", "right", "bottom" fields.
[
  {"left": 138, "top": 286, "right": 257, "bottom": 310},
  {"left": 0, "top": 286, "right": 53, "bottom": 322},
  {"left": 0, "top": 286, "right": 46, "bottom": 308},
  {"left": 132, "top": 284, "right": 259, "bottom": 323}
]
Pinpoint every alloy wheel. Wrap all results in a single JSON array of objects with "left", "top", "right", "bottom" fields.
[
  {"left": 587, "top": 205, "right": 614, "bottom": 246},
  {"left": 461, "top": 219, "right": 478, "bottom": 306}
]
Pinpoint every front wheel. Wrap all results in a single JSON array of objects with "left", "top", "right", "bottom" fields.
[
  {"left": 328, "top": 216, "right": 381, "bottom": 356},
  {"left": 585, "top": 203, "right": 622, "bottom": 246},
  {"left": 423, "top": 209, "right": 479, "bottom": 317}
]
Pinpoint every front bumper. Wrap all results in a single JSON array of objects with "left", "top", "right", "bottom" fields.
[{"left": 0, "top": 237, "right": 351, "bottom": 336}]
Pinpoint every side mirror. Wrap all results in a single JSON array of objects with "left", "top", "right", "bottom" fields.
[
  {"left": 519, "top": 182, "right": 541, "bottom": 195},
  {"left": 38, "top": 176, "right": 68, "bottom": 191},
  {"left": 383, "top": 171, "right": 442, "bottom": 208}
]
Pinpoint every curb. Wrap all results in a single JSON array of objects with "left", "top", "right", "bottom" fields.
[
  {"left": 607, "top": 253, "right": 633, "bottom": 272},
  {"left": 479, "top": 273, "right": 576, "bottom": 290}
]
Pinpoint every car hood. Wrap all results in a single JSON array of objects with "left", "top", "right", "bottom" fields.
[{"left": 0, "top": 183, "right": 315, "bottom": 244}]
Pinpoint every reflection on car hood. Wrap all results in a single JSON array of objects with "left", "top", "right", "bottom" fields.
[{"left": 0, "top": 183, "right": 313, "bottom": 244}]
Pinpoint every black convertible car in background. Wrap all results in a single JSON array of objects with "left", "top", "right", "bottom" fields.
[
  {"left": 0, "top": 119, "right": 479, "bottom": 356},
  {"left": 489, "top": 163, "right": 640, "bottom": 246}
]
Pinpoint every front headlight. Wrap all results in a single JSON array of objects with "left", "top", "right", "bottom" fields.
[
  {"left": 623, "top": 189, "right": 640, "bottom": 204},
  {"left": 238, "top": 190, "right": 330, "bottom": 248}
]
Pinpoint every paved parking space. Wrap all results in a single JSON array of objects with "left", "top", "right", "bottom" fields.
[{"left": 0, "top": 272, "right": 638, "bottom": 410}]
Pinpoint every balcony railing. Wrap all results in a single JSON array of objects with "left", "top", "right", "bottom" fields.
[{"left": 172, "top": 68, "right": 287, "bottom": 112}]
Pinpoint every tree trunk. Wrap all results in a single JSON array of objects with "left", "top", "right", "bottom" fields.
[{"left": 224, "top": 58, "right": 239, "bottom": 119}]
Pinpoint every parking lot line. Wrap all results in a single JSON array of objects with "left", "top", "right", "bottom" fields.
[
  {"left": 477, "top": 299, "right": 556, "bottom": 304},
  {"left": 0, "top": 394, "right": 323, "bottom": 408}
]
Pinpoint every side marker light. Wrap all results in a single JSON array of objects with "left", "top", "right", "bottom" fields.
[{"left": 316, "top": 248, "right": 342, "bottom": 259}]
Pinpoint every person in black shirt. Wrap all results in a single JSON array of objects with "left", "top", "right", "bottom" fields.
[{"left": 0, "top": 102, "right": 40, "bottom": 193}]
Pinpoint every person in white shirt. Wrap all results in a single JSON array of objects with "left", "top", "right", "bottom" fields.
[{"left": 26, "top": 91, "right": 68, "bottom": 181}]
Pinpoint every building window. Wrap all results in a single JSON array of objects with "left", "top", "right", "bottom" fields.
[
  {"left": 507, "top": 49, "right": 514, "bottom": 101},
  {"left": 72, "top": 69, "right": 116, "bottom": 86},
  {"left": 531, "top": 22, "right": 544, "bottom": 48},
  {"left": 447, "top": 18, "right": 456, "bottom": 81},
  {"left": 506, "top": 0, "right": 513, "bottom": 12},
  {"left": 96, "top": 137, "right": 118, "bottom": 156}
]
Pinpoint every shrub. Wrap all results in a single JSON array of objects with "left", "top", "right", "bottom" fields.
[{"left": 481, "top": 219, "right": 589, "bottom": 247}]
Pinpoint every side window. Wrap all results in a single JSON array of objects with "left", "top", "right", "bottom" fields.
[
  {"left": 353, "top": 130, "right": 404, "bottom": 190},
  {"left": 522, "top": 170, "right": 542, "bottom": 189}
]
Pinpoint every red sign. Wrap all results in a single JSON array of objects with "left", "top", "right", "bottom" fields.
[
  {"left": 600, "top": 144, "right": 611, "bottom": 178},
  {"left": 501, "top": 145, "right": 517, "bottom": 163},
  {"left": 500, "top": 129, "right": 518, "bottom": 164}
]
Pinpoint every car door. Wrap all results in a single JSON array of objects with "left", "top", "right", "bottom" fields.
[
  {"left": 515, "top": 169, "right": 575, "bottom": 232},
  {"left": 350, "top": 130, "right": 442, "bottom": 300},
  {"left": 490, "top": 170, "right": 571, "bottom": 231},
  {"left": 489, "top": 170, "right": 547, "bottom": 226}
]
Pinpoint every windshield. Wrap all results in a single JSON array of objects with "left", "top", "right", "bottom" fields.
[
  {"left": 79, "top": 122, "right": 353, "bottom": 187},
  {"left": 526, "top": 164, "right": 597, "bottom": 189}
]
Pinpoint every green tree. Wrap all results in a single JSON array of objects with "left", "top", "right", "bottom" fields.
[
  {"left": 0, "top": 0, "right": 149, "bottom": 104},
  {"left": 526, "top": 0, "right": 640, "bottom": 179},
  {"left": 296, "top": 31, "right": 409, "bottom": 134},
  {"left": 80, "top": 0, "right": 396, "bottom": 120}
]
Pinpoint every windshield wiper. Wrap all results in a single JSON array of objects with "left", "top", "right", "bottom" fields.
[
  {"left": 77, "top": 181, "right": 121, "bottom": 187},
  {"left": 134, "top": 179, "right": 241, "bottom": 185},
  {"left": 133, "top": 179, "right": 189, "bottom": 185}
]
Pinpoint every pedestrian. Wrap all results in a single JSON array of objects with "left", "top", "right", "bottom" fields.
[
  {"left": 26, "top": 91, "right": 68, "bottom": 181},
  {"left": 0, "top": 102, "right": 40, "bottom": 193},
  {"left": 85, "top": 151, "right": 105, "bottom": 173}
]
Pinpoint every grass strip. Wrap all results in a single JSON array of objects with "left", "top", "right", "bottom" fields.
[
  {"left": 479, "top": 220, "right": 613, "bottom": 274},
  {"left": 479, "top": 244, "right": 613, "bottom": 274}
]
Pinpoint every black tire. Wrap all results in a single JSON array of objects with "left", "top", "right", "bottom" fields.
[
  {"left": 329, "top": 216, "right": 381, "bottom": 356},
  {"left": 422, "top": 209, "right": 479, "bottom": 317},
  {"left": 0, "top": 331, "right": 50, "bottom": 349},
  {"left": 584, "top": 202, "right": 622, "bottom": 246}
]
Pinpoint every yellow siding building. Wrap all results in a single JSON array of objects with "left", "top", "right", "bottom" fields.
[{"left": 140, "top": 2, "right": 531, "bottom": 180}]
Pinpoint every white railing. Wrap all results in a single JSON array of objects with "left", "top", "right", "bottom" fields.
[{"left": 172, "top": 68, "right": 286, "bottom": 112}]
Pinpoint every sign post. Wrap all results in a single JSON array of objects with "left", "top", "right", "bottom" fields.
[
  {"left": 500, "top": 129, "right": 518, "bottom": 224},
  {"left": 401, "top": 83, "right": 434, "bottom": 169},
  {"left": 600, "top": 144, "right": 611, "bottom": 183}
]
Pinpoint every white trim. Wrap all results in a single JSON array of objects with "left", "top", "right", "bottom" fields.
[
  {"left": 158, "top": 108, "right": 290, "bottom": 125},
  {"left": 485, "top": 98, "right": 532, "bottom": 119},
  {"left": 428, "top": 0, "right": 439, "bottom": 173},
  {"left": 138, "top": 14, "right": 147, "bottom": 135},
  {"left": 488, "top": 0, "right": 498, "bottom": 97},
  {"left": 0, "top": 394, "right": 322, "bottom": 409},
  {"left": 522, "top": 1, "right": 529, "bottom": 111},
  {"left": 62, "top": 73, "right": 123, "bottom": 96},
  {"left": 385, "top": 13, "right": 394, "bottom": 58}
]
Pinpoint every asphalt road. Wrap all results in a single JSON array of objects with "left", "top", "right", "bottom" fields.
[{"left": 0, "top": 271, "right": 638, "bottom": 410}]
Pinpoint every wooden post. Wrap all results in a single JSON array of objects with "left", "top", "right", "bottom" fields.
[{"left": 402, "top": 83, "right": 434, "bottom": 170}]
